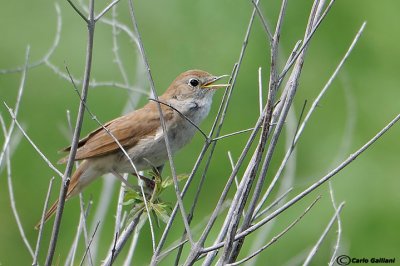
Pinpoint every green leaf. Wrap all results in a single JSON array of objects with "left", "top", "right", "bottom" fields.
[
  {"left": 123, "top": 189, "right": 142, "bottom": 202},
  {"left": 152, "top": 203, "right": 171, "bottom": 224},
  {"left": 161, "top": 174, "right": 189, "bottom": 189}
]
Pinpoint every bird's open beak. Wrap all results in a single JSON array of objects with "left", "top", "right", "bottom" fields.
[{"left": 202, "top": 75, "right": 230, "bottom": 89}]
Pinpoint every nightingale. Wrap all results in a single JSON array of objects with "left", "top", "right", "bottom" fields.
[{"left": 35, "top": 69, "right": 229, "bottom": 229}]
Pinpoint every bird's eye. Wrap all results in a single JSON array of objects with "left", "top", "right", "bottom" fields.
[{"left": 189, "top": 78, "right": 200, "bottom": 87}]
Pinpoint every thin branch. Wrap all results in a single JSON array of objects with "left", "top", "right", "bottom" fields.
[
  {"left": 328, "top": 182, "right": 343, "bottom": 266},
  {"left": 258, "top": 67, "right": 263, "bottom": 115},
  {"left": 278, "top": 0, "right": 336, "bottom": 81},
  {"left": 33, "top": 177, "right": 55, "bottom": 266},
  {"left": 215, "top": 0, "right": 291, "bottom": 262},
  {"left": 294, "top": 21, "right": 366, "bottom": 144},
  {"left": 228, "top": 196, "right": 321, "bottom": 266},
  {"left": 167, "top": 200, "right": 232, "bottom": 263},
  {"left": 228, "top": 152, "right": 241, "bottom": 194},
  {"left": 66, "top": 0, "right": 89, "bottom": 23},
  {"left": 253, "top": 187, "right": 293, "bottom": 221},
  {"left": 77, "top": 0, "right": 140, "bottom": 47},
  {"left": 95, "top": 0, "right": 121, "bottom": 22},
  {"left": 253, "top": 101, "right": 306, "bottom": 218},
  {"left": 78, "top": 194, "right": 94, "bottom": 266},
  {"left": 0, "top": 4, "right": 61, "bottom": 75},
  {"left": 122, "top": 227, "right": 141, "bottom": 266},
  {"left": 111, "top": 6, "right": 130, "bottom": 87},
  {"left": 251, "top": 0, "right": 273, "bottom": 44},
  {"left": 149, "top": 98, "right": 208, "bottom": 140},
  {"left": 224, "top": 1, "right": 329, "bottom": 262},
  {"left": 65, "top": 64, "right": 157, "bottom": 254},
  {"left": 251, "top": 112, "right": 400, "bottom": 244},
  {"left": 80, "top": 222, "right": 101, "bottom": 266},
  {"left": 6, "top": 128, "right": 34, "bottom": 258},
  {"left": 302, "top": 202, "right": 345, "bottom": 266},
  {"left": 45, "top": 0, "right": 96, "bottom": 263},
  {"left": 253, "top": 22, "right": 366, "bottom": 221},
  {"left": 102, "top": 211, "right": 143, "bottom": 266},
  {"left": 193, "top": 106, "right": 267, "bottom": 266},
  {"left": 159, "top": 239, "right": 189, "bottom": 262},
  {"left": 65, "top": 196, "right": 93, "bottom": 266},
  {"left": 4, "top": 105, "right": 63, "bottom": 178},
  {"left": 202, "top": 111, "right": 400, "bottom": 256},
  {"left": 201, "top": 196, "right": 321, "bottom": 254},
  {"left": 182, "top": 4, "right": 262, "bottom": 263},
  {"left": 112, "top": 174, "right": 129, "bottom": 251},
  {"left": 0, "top": 46, "right": 30, "bottom": 167},
  {"left": 128, "top": 0, "right": 194, "bottom": 246},
  {"left": 212, "top": 127, "right": 257, "bottom": 142}
]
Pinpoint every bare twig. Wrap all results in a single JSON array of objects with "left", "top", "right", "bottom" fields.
[
  {"left": 0, "top": 4, "right": 61, "bottom": 75},
  {"left": 258, "top": 67, "right": 263, "bottom": 115},
  {"left": 228, "top": 197, "right": 321, "bottom": 266},
  {"left": 212, "top": 127, "right": 258, "bottom": 142},
  {"left": 111, "top": 6, "right": 130, "bottom": 87},
  {"left": 182, "top": 3, "right": 263, "bottom": 263},
  {"left": 95, "top": 0, "right": 121, "bottom": 22},
  {"left": 303, "top": 202, "right": 345, "bottom": 266},
  {"left": 127, "top": 0, "right": 195, "bottom": 246},
  {"left": 65, "top": 196, "right": 93, "bottom": 266},
  {"left": 278, "top": 0, "right": 336, "bottom": 81},
  {"left": 256, "top": 113, "right": 400, "bottom": 247},
  {"left": 228, "top": 152, "right": 241, "bottom": 193},
  {"left": 5, "top": 106, "right": 63, "bottom": 178},
  {"left": 65, "top": 64, "right": 157, "bottom": 255},
  {"left": 0, "top": 46, "right": 30, "bottom": 167},
  {"left": 214, "top": 0, "right": 291, "bottom": 263},
  {"left": 123, "top": 227, "right": 141, "bottom": 266},
  {"left": 113, "top": 174, "right": 129, "bottom": 246},
  {"left": 78, "top": 194, "right": 94, "bottom": 266},
  {"left": 33, "top": 177, "right": 55, "bottom": 266},
  {"left": 223, "top": 2, "right": 330, "bottom": 263},
  {"left": 253, "top": 22, "right": 366, "bottom": 222},
  {"left": 253, "top": 188, "right": 293, "bottom": 221},
  {"left": 45, "top": 0, "right": 96, "bottom": 264},
  {"left": 251, "top": 0, "right": 273, "bottom": 44},
  {"left": 201, "top": 196, "right": 321, "bottom": 254},
  {"left": 6, "top": 130, "right": 34, "bottom": 258},
  {"left": 102, "top": 211, "right": 143, "bottom": 266},
  {"left": 294, "top": 22, "right": 366, "bottom": 145},
  {"left": 200, "top": 111, "right": 400, "bottom": 259},
  {"left": 80, "top": 221, "right": 100, "bottom": 266},
  {"left": 66, "top": 0, "right": 89, "bottom": 23},
  {"left": 149, "top": 98, "right": 208, "bottom": 140},
  {"left": 328, "top": 182, "right": 343, "bottom": 266}
]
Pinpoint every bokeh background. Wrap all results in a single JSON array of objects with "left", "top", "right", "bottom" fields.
[{"left": 1, "top": 0, "right": 399, "bottom": 265}]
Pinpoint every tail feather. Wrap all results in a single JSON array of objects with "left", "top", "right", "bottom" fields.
[
  {"left": 35, "top": 160, "right": 90, "bottom": 230},
  {"left": 35, "top": 199, "right": 59, "bottom": 230}
]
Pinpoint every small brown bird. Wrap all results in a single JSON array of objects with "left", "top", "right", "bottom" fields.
[{"left": 35, "top": 70, "right": 229, "bottom": 229}]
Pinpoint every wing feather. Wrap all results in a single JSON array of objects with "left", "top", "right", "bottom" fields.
[{"left": 59, "top": 102, "right": 174, "bottom": 163}]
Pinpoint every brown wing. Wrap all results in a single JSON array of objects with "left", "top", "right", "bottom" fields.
[{"left": 59, "top": 102, "right": 174, "bottom": 163}]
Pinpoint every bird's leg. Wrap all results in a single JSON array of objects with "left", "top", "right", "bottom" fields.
[
  {"left": 155, "top": 164, "right": 165, "bottom": 176},
  {"left": 131, "top": 172, "right": 155, "bottom": 191}
]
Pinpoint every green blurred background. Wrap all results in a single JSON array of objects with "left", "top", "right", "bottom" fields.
[{"left": 1, "top": 0, "right": 399, "bottom": 265}]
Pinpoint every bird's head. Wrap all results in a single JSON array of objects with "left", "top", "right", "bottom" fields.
[{"left": 162, "top": 70, "right": 230, "bottom": 101}]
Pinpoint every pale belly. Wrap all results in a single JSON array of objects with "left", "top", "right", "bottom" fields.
[{"left": 113, "top": 120, "right": 198, "bottom": 173}]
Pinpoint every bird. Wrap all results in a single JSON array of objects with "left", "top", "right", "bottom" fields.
[{"left": 35, "top": 69, "right": 229, "bottom": 229}]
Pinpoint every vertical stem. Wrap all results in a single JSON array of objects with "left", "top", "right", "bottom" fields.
[{"left": 45, "top": 1, "right": 95, "bottom": 264}]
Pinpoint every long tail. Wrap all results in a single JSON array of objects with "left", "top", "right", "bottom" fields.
[{"left": 35, "top": 160, "right": 89, "bottom": 230}]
